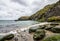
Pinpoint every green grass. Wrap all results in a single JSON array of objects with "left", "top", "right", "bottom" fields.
[
  {"left": 29, "top": 4, "right": 54, "bottom": 20},
  {"left": 37, "top": 17, "right": 45, "bottom": 22},
  {"left": 48, "top": 16, "right": 60, "bottom": 22},
  {"left": 43, "top": 35, "right": 60, "bottom": 41}
]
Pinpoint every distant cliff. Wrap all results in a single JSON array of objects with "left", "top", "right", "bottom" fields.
[
  {"left": 18, "top": 16, "right": 29, "bottom": 20},
  {"left": 29, "top": 1, "right": 60, "bottom": 22}
]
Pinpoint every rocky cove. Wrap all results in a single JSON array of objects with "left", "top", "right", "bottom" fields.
[
  {"left": 0, "top": 22, "right": 60, "bottom": 41},
  {"left": 0, "top": 0, "right": 60, "bottom": 41}
]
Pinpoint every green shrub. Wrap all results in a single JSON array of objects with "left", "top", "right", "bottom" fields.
[{"left": 48, "top": 16, "right": 60, "bottom": 22}]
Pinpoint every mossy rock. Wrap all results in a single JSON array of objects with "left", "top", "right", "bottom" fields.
[
  {"left": 43, "top": 35, "right": 60, "bottom": 41},
  {"left": 0, "top": 34, "right": 14, "bottom": 41},
  {"left": 29, "top": 28, "right": 37, "bottom": 33},
  {"left": 33, "top": 29, "right": 45, "bottom": 40},
  {"left": 50, "top": 27, "right": 60, "bottom": 33}
]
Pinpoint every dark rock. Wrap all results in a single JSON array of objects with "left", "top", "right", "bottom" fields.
[
  {"left": 50, "top": 27, "right": 60, "bottom": 33},
  {"left": 29, "top": 26, "right": 40, "bottom": 33},
  {"left": 0, "top": 34, "right": 14, "bottom": 41}
]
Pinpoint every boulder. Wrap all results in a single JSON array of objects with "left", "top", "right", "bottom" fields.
[
  {"left": 50, "top": 27, "right": 60, "bottom": 33},
  {"left": 29, "top": 26, "right": 41, "bottom": 33},
  {"left": 33, "top": 29, "right": 45, "bottom": 40},
  {"left": 29, "top": 28, "right": 37, "bottom": 33},
  {"left": 0, "top": 34, "right": 14, "bottom": 41}
]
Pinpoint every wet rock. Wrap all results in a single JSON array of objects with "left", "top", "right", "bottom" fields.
[
  {"left": 0, "top": 34, "right": 14, "bottom": 41},
  {"left": 33, "top": 29, "right": 45, "bottom": 41},
  {"left": 29, "top": 27, "right": 39, "bottom": 33},
  {"left": 29, "top": 28, "right": 36, "bottom": 33}
]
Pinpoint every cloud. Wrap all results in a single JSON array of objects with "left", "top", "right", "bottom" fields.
[{"left": 0, "top": 0, "right": 59, "bottom": 20}]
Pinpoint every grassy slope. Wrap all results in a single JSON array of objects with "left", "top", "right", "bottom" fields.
[{"left": 29, "top": 1, "right": 60, "bottom": 22}]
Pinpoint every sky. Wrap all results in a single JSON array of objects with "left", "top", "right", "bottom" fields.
[{"left": 0, "top": 0, "right": 59, "bottom": 20}]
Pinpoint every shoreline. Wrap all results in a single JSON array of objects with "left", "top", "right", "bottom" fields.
[
  {"left": 0, "top": 22, "right": 49, "bottom": 35},
  {"left": 0, "top": 22, "right": 60, "bottom": 41}
]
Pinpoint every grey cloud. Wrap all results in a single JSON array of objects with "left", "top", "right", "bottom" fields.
[
  {"left": 11, "top": 0, "right": 28, "bottom": 6},
  {"left": 0, "top": 0, "right": 59, "bottom": 20}
]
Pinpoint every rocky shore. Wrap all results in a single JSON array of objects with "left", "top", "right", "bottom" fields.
[{"left": 0, "top": 22, "right": 60, "bottom": 41}]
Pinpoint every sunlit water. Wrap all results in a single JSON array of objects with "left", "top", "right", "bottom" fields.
[{"left": 0, "top": 20, "right": 39, "bottom": 33}]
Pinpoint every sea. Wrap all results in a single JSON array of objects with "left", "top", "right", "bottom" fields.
[{"left": 0, "top": 20, "right": 39, "bottom": 33}]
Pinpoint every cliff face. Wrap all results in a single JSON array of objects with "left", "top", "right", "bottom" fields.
[
  {"left": 44, "top": 1, "right": 60, "bottom": 21},
  {"left": 29, "top": 1, "right": 60, "bottom": 22}
]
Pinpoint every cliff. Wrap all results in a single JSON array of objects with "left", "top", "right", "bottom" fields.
[
  {"left": 18, "top": 16, "right": 29, "bottom": 20},
  {"left": 29, "top": 1, "right": 60, "bottom": 22}
]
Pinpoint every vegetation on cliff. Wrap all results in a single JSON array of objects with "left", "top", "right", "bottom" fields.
[
  {"left": 29, "top": 0, "right": 60, "bottom": 22},
  {"left": 29, "top": 4, "right": 54, "bottom": 21},
  {"left": 48, "top": 16, "right": 60, "bottom": 22}
]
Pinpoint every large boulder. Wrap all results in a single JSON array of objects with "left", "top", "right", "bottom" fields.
[
  {"left": 29, "top": 26, "right": 40, "bottom": 33},
  {"left": 29, "top": 28, "right": 37, "bottom": 33},
  {"left": 0, "top": 34, "right": 14, "bottom": 41},
  {"left": 33, "top": 29, "right": 45, "bottom": 40}
]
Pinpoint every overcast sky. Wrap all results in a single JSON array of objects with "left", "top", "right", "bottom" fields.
[{"left": 0, "top": 0, "right": 59, "bottom": 20}]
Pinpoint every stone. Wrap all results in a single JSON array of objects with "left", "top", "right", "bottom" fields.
[
  {"left": 0, "top": 34, "right": 14, "bottom": 41},
  {"left": 33, "top": 29, "right": 45, "bottom": 40}
]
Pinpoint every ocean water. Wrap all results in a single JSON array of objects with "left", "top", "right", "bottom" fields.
[{"left": 0, "top": 20, "right": 39, "bottom": 33}]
